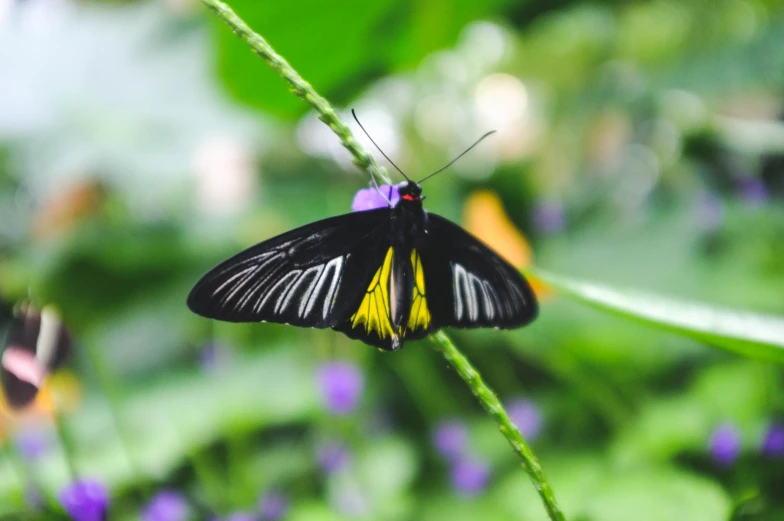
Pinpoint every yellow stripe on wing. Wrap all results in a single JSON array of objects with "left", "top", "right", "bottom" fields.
[
  {"left": 407, "top": 249, "right": 431, "bottom": 332},
  {"left": 351, "top": 247, "right": 396, "bottom": 340}
]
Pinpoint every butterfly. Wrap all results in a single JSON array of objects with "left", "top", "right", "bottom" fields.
[
  {"left": 1, "top": 303, "right": 72, "bottom": 409},
  {"left": 187, "top": 115, "right": 538, "bottom": 350}
]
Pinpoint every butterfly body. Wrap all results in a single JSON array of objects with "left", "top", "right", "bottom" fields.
[{"left": 188, "top": 181, "right": 538, "bottom": 350}]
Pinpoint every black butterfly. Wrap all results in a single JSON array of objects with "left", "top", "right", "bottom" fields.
[
  {"left": 1, "top": 303, "right": 72, "bottom": 409},
  {"left": 187, "top": 117, "right": 538, "bottom": 350}
]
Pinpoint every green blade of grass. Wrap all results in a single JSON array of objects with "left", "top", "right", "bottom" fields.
[{"left": 532, "top": 269, "right": 784, "bottom": 364}]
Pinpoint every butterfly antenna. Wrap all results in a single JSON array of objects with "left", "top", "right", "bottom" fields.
[
  {"left": 352, "top": 109, "right": 411, "bottom": 183},
  {"left": 417, "top": 130, "right": 497, "bottom": 184}
]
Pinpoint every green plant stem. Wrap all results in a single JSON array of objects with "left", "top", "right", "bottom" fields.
[
  {"left": 430, "top": 332, "right": 566, "bottom": 521},
  {"left": 199, "top": 0, "right": 391, "bottom": 186},
  {"left": 82, "top": 341, "right": 142, "bottom": 483},
  {"left": 200, "top": 1, "right": 566, "bottom": 519},
  {"left": 51, "top": 404, "right": 79, "bottom": 482}
]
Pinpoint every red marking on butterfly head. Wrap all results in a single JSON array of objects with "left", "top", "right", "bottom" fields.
[{"left": 398, "top": 181, "right": 422, "bottom": 202}]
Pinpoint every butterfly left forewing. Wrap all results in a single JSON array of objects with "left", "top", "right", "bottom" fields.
[
  {"left": 188, "top": 209, "right": 391, "bottom": 327},
  {"left": 417, "top": 213, "right": 538, "bottom": 330}
]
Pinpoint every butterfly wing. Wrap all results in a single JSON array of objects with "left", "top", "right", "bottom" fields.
[
  {"left": 1, "top": 305, "right": 72, "bottom": 409},
  {"left": 187, "top": 209, "right": 392, "bottom": 327},
  {"left": 417, "top": 213, "right": 538, "bottom": 330}
]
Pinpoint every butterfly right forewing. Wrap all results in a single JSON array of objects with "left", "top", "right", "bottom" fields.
[{"left": 418, "top": 213, "right": 538, "bottom": 330}]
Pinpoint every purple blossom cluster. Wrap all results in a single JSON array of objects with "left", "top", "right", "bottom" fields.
[
  {"left": 317, "top": 361, "right": 364, "bottom": 416},
  {"left": 430, "top": 398, "right": 544, "bottom": 496},
  {"left": 58, "top": 479, "right": 109, "bottom": 521},
  {"left": 431, "top": 420, "right": 490, "bottom": 497},
  {"left": 708, "top": 421, "right": 784, "bottom": 467},
  {"left": 762, "top": 422, "right": 784, "bottom": 458},
  {"left": 351, "top": 184, "right": 400, "bottom": 212},
  {"left": 57, "top": 481, "right": 292, "bottom": 521},
  {"left": 507, "top": 398, "right": 544, "bottom": 441},
  {"left": 710, "top": 423, "right": 741, "bottom": 467},
  {"left": 141, "top": 490, "right": 188, "bottom": 521}
]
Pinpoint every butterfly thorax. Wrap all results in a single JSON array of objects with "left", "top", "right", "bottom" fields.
[
  {"left": 391, "top": 183, "right": 426, "bottom": 246},
  {"left": 385, "top": 183, "right": 428, "bottom": 344}
]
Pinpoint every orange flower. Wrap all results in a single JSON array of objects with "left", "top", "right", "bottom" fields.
[
  {"left": 32, "top": 181, "right": 104, "bottom": 238},
  {"left": 463, "top": 190, "right": 551, "bottom": 299}
]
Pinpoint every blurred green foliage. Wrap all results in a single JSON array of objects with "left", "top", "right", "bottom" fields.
[{"left": 1, "top": 0, "right": 784, "bottom": 520}]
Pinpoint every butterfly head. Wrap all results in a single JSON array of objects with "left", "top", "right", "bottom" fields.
[{"left": 398, "top": 181, "right": 422, "bottom": 202}]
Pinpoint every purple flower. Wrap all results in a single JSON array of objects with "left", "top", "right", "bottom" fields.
[
  {"left": 351, "top": 184, "right": 399, "bottom": 212},
  {"left": 507, "top": 399, "right": 543, "bottom": 441},
  {"left": 316, "top": 441, "right": 350, "bottom": 474},
  {"left": 317, "top": 361, "right": 364, "bottom": 415},
  {"left": 432, "top": 420, "right": 469, "bottom": 461},
  {"left": 141, "top": 490, "right": 188, "bottom": 521},
  {"left": 58, "top": 479, "right": 109, "bottom": 521},
  {"left": 532, "top": 199, "right": 565, "bottom": 235},
  {"left": 259, "top": 490, "right": 288, "bottom": 521},
  {"left": 710, "top": 423, "right": 741, "bottom": 467},
  {"left": 450, "top": 457, "right": 491, "bottom": 496},
  {"left": 738, "top": 178, "right": 767, "bottom": 207},
  {"left": 14, "top": 425, "right": 52, "bottom": 460},
  {"left": 762, "top": 423, "right": 784, "bottom": 458}
]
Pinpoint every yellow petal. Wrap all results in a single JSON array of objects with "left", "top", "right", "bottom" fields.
[{"left": 463, "top": 190, "right": 552, "bottom": 299}]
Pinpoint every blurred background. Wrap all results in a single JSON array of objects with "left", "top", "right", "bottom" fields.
[{"left": 1, "top": 0, "right": 784, "bottom": 519}]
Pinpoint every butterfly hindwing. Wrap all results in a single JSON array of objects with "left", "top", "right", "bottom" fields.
[
  {"left": 332, "top": 246, "right": 435, "bottom": 350},
  {"left": 187, "top": 210, "right": 392, "bottom": 327},
  {"left": 418, "top": 213, "right": 538, "bottom": 330}
]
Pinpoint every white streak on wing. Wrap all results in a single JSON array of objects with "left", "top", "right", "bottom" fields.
[
  {"left": 232, "top": 253, "right": 284, "bottom": 312},
  {"left": 211, "top": 266, "right": 257, "bottom": 298},
  {"left": 453, "top": 264, "right": 469, "bottom": 320},
  {"left": 212, "top": 251, "right": 276, "bottom": 283},
  {"left": 484, "top": 281, "right": 500, "bottom": 319},
  {"left": 466, "top": 273, "right": 479, "bottom": 321},
  {"left": 250, "top": 270, "right": 284, "bottom": 314},
  {"left": 297, "top": 264, "right": 325, "bottom": 318},
  {"left": 225, "top": 253, "right": 284, "bottom": 312},
  {"left": 213, "top": 252, "right": 281, "bottom": 311},
  {"left": 218, "top": 250, "right": 276, "bottom": 273},
  {"left": 301, "top": 257, "right": 340, "bottom": 319},
  {"left": 479, "top": 280, "right": 493, "bottom": 320},
  {"left": 321, "top": 256, "right": 344, "bottom": 319},
  {"left": 221, "top": 266, "right": 265, "bottom": 312},
  {"left": 277, "top": 265, "right": 322, "bottom": 315},
  {"left": 237, "top": 268, "right": 277, "bottom": 312},
  {"left": 256, "top": 271, "right": 301, "bottom": 314}
]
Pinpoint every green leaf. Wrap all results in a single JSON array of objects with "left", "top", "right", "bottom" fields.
[
  {"left": 0, "top": 348, "right": 319, "bottom": 509},
  {"left": 496, "top": 457, "right": 731, "bottom": 521},
  {"left": 211, "top": 0, "right": 518, "bottom": 117},
  {"left": 532, "top": 269, "right": 784, "bottom": 364}
]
